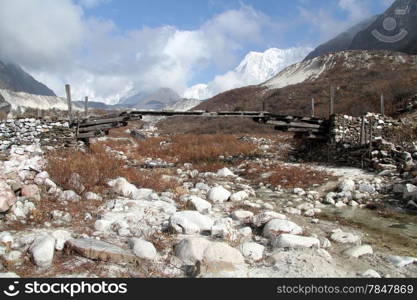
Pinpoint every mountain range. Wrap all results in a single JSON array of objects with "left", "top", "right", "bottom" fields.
[
  {"left": 305, "top": 0, "right": 417, "bottom": 60},
  {"left": 196, "top": 50, "right": 417, "bottom": 116},
  {"left": 0, "top": 59, "right": 55, "bottom": 96}
]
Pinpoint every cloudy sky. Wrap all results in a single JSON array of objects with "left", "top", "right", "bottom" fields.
[{"left": 0, "top": 0, "right": 394, "bottom": 103}]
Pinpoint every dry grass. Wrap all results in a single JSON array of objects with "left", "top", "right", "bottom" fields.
[
  {"left": 45, "top": 142, "right": 182, "bottom": 194},
  {"left": 242, "top": 162, "right": 335, "bottom": 189},
  {"left": 131, "top": 134, "right": 259, "bottom": 171},
  {"left": 45, "top": 143, "right": 124, "bottom": 194}
]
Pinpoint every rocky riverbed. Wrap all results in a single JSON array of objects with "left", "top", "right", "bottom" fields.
[{"left": 0, "top": 125, "right": 416, "bottom": 278}]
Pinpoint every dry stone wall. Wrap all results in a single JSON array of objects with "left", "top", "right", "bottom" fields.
[{"left": 0, "top": 118, "right": 75, "bottom": 150}]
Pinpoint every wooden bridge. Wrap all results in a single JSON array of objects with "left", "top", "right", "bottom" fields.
[{"left": 72, "top": 110, "right": 330, "bottom": 141}]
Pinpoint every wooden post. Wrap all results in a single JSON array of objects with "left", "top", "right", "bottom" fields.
[
  {"left": 65, "top": 84, "right": 73, "bottom": 122},
  {"left": 84, "top": 96, "right": 89, "bottom": 118},
  {"left": 360, "top": 116, "right": 365, "bottom": 146},
  {"left": 369, "top": 119, "right": 373, "bottom": 151},
  {"left": 381, "top": 93, "right": 385, "bottom": 116},
  {"left": 262, "top": 101, "right": 265, "bottom": 112},
  {"left": 37, "top": 109, "right": 41, "bottom": 119},
  {"left": 311, "top": 98, "right": 315, "bottom": 117},
  {"left": 329, "top": 85, "right": 335, "bottom": 117}
]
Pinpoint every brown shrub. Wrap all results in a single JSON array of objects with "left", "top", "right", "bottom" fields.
[
  {"left": 131, "top": 134, "right": 259, "bottom": 171},
  {"left": 242, "top": 162, "right": 334, "bottom": 189},
  {"left": 46, "top": 142, "right": 182, "bottom": 194},
  {"left": 45, "top": 143, "right": 124, "bottom": 194}
]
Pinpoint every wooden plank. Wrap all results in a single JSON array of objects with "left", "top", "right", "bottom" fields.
[
  {"left": 267, "top": 121, "right": 322, "bottom": 129},
  {"left": 78, "top": 122, "right": 128, "bottom": 133},
  {"left": 79, "top": 116, "right": 130, "bottom": 127}
]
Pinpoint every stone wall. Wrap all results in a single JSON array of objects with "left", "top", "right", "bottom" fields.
[
  {"left": 0, "top": 118, "right": 76, "bottom": 150},
  {"left": 326, "top": 113, "right": 417, "bottom": 173},
  {"left": 330, "top": 113, "right": 398, "bottom": 146}
]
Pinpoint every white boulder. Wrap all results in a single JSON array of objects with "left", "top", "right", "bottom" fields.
[
  {"left": 230, "top": 191, "right": 249, "bottom": 202},
  {"left": 108, "top": 177, "right": 138, "bottom": 198},
  {"left": 272, "top": 234, "right": 320, "bottom": 249},
  {"left": 170, "top": 211, "right": 214, "bottom": 234},
  {"left": 238, "top": 242, "right": 264, "bottom": 261},
  {"left": 29, "top": 235, "right": 56, "bottom": 268},
  {"left": 207, "top": 186, "right": 231, "bottom": 203},
  {"left": 343, "top": 245, "right": 373, "bottom": 258},
  {"left": 217, "top": 168, "right": 235, "bottom": 177},
  {"left": 263, "top": 219, "right": 303, "bottom": 238},
  {"left": 129, "top": 238, "right": 157, "bottom": 260}
]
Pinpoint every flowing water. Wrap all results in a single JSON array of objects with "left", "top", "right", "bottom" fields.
[{"left": 320, "top": 206, "right": 417, "bottom": 257}]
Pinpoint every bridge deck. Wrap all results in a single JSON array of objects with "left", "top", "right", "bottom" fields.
[{"left": 73, "top": 110, "right": 330, "bottom": 140}]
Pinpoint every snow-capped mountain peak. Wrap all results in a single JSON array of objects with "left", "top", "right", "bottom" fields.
[{"left": 184, "top": 47, "right": 312, "bottom": 100}]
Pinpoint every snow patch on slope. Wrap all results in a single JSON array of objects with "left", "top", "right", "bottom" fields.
[{"left": 165, "top": 98, "right": 202, "bottom": 111}]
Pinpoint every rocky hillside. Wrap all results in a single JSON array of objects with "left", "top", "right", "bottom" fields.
[
  {"left": 193, "top": 50, "right": 417, "bottom": 117},
  {"left": 0, "top": 60, "right": 55, "bottom": 96},
  {"left": 0, "top": 89, "right": 82, "bottom": 113},
  {"left": 305, "top": 0, "right": 417, "bottom": 60}
]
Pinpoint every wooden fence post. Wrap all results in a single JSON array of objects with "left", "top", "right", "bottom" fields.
[
  {"left": 360, "top": 116, "right": 365, "bottom": 146},
  {"left": 65, "top": 84, "right": 73, "bottom": 122},
  {"left": 381, "top": 93, "right": 385, "bottom": 116},
  {"left": 329, "top": 85, "right": 335, "bottom": 117},
  {"left": 311, "top": 98, "right": 315, "bottom": 117},
  {"left": 84, "top": 96, "right": 89, "bottom": 118}
]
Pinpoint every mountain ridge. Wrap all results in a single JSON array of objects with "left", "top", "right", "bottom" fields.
[
  {"left": 0, "top": 59, "right": 56, "bottom": 96},
  {"left": 305, "top": 0, "right": 417, "bottom": 61}
]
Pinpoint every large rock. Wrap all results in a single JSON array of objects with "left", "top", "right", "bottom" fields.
[
  {"left": 68, "top": 173, "right": 85, "bottom": 194},
  {"left": 203, "top": 242, "right": 245, "bottom": 267},
  {"left": 231, "top": 210, "right": 254, "bottom": 223},
  {"left": 343, "top": 245, "right": 373, "bottom": 258},
  {"left": 230, "top": 191, "right": 249, "bottom": 202},
  {"left": 133, "top": 188, "right": 154, "bottom": 200},
  {"left": 169, "top": 211, "right": 214, "bottom": 234},
  {"left": 263, "top": 219, "right": 303, "bottom": 238},
  {"left": 0, "top": 182, "right": 17, "bottom": 212},
  {"left": 174, "top": 237, "right": 211, "bottom": 264},
  {"left": 21, "top": 184, "right": 41, "bottom": 201},
  {"left": 217, "top": 168, "right": 235, "bottom": 177},
  {"left": 252, "top": 211, "right": 287, "bottom": 227},
  {"left": 58, "top": 190, "right": 81, "bottom": 202},
  {"left": 272, "top": 234, "right": 320, "bottom": 249},
  {"left": 129, "top": 238, "right": 157, "bottom": 260},
  {"left": 64, "top": 238, "right": 136, "bottom": 263},
  {"left": 187, "top": 195, "right": 212, "bottom": 213},
  {"left": 107, "top": 177, "right": 138, "bottom": 198},
  {"left": 211, "top": 218, "right": 237, "bottom": 241},
  {"left": 330, "top": 231, "right": 361, "bottom": 244},
  {"left": 29, "top": 235, "right": 56, "bottom": 268},
  {"left": 339, "top": 179, "right": 355, "bottom": 192},
  {"left": 388, "top": 255, "right": 417, "bottom": 268},
  {"left": 84, "top": 192, "right": 103, "bottom": 201},
  {"left": 207, "top": 186, "right": 231, "bottom": 203},
  {"left": 238, "top": 242, "right": 264, "bottom": 261},
  {"left": 52, "top": 230, "right": 72, "bottom": 251}
]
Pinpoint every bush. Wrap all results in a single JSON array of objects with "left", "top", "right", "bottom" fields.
[{"left": 242, "top": 162, "right": 334, "bottom": 189}]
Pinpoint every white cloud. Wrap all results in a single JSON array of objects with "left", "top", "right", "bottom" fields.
[
  {"left": 0, "top": 1, "right": 286, "bottom": 104},
  {"left": 0, "top": 0, "right": 84, "bottom": 70},
  {"left": 78, "top": 0, "right": 110, "bottom": 9},
  {"left": 298, "top": 0, "right": 375, "bottom": 41}
]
